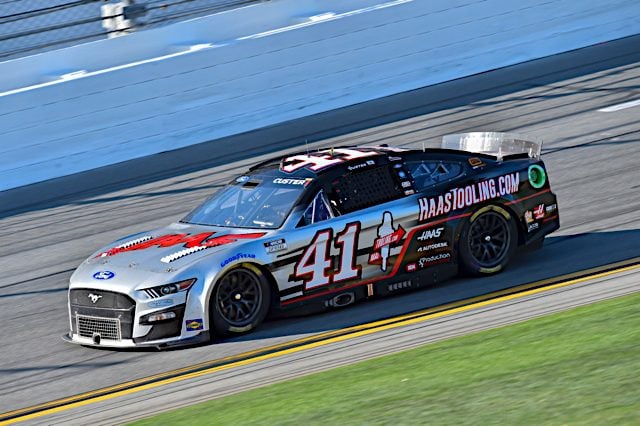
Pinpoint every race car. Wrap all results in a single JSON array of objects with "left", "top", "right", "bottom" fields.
[{"left": 64, "top": 132, "right": 559, "bottom": 348}]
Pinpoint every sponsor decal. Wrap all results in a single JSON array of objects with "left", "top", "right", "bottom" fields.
[
  {"left": 367, "top": 283, "right": 374, "bottom": 297},
  {"left": 401, "top": 181, "right": 412, "bottom": 188},
  {"left": 468, "top": 157, "right": 486, "bottom": 168},
  {"left": 418, "top": 252, "right": 451, "bottom": 268},
  {"left": 527, "top": 222, "right": 539, "bottom": 233},
  {"left": 525, "top": 210, "right": 534, "bottom": 224},
  {"left": 92, "top": 271, "right": 115, "bottom": 280},
  {"left": 416, "top": 227, "right": 443, "bottom": 241},
  {"left": 97, "top": 232, "right": 266, "bottom": 259},
  {"left": 272, "top": 177, "right": 310, "bottom": 186},
  {"left": 87, "top": 293, "right": 102, "bottom": 304},
  {"left": 264, "top": 238, "right": 288, "bottom": 254},
  {"left": 534, "top": 204, "right": 545, "bottom": 220},
  {"left": 220, "top": 253, "right": 257, "bottom": 268},
  {"left": 528, "top": 164, "right": 547, "bottom": 189},
  {"left": 405, "top": 263, "right": 417, "bottom": 272},
  {"left": 546, "top": 203, "right": 557, "bottom": 213},
  {"left": 418, "top": 173, "right": 520, "bottom": 221},
  {"left": 347, "top": 160, "right": 376, "bottom": 171},
  {"left": 291, "top": 222, "right": 362, "bottom": 290},
  {"left": 236, "top": 176, "right": 250, "bottom": 183},
  {"left": 404, "top": 189, "right": 416, "bottom": 195},
  {"left": 148, "top": 299, "right": 174, "bottom": 308},
  {"left": 281, "top": 148, "right": 378, "bottom": 173},
  {"left": 388, "top": 280, "right": 412, "bottom": 292},
  {"left": 369, "top": 212, "right": 405, "bottom": 271},
  {"left": 185, "top": 318, "right": 204, "bottom": 331},
  {"left": 417, "top": 241, "right": 448, "bottom": 252}
]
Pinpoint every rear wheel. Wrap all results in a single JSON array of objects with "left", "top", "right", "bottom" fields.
[
  {"left": 459, "top": 206, "right": 517, "bottom": 275},
  {"left": 210, "top": 266, "right": 270, "bottom": 337}
]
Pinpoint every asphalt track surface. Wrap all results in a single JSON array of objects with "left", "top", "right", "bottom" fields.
[
  {"left": 22, "top": 264, "right": 640, "bottom": 425},
  {"left": 1, "top": 35, "right": 640, "bottom": 424}
]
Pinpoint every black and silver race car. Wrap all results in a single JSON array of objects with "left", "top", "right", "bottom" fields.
[{"left": 65, "top": 132, "right": 559, "bottom": 348}]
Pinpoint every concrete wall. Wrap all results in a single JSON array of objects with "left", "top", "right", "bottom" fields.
[{"left": 1, "top": 0, "right": 639, "bottom": 191}]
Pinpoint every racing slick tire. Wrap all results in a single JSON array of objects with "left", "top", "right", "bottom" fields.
[
  {"left": 209, "top": 265, "right": 271, "bottom": 337},
  {"left": 459, "top": 205, "right": 517, "bottom": 276}
]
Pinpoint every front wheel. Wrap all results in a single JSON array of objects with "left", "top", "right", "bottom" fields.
[
  {"left": 459, "top": 206, "right": 517, "bottom": 275},
  {"left": 209, "top": 266, "right": 271, "bottom": 337}
]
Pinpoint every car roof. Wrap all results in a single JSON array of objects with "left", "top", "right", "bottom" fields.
[
  {"left": 246, "top": 144, "right": 508, "bottom": 178},
  {"left": 247, "top": 146, "right": 409, "bottom": 178}
]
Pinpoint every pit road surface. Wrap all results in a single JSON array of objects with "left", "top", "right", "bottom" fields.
[{"left": 1, "top": 35, "right": 639, "bottom": 423}]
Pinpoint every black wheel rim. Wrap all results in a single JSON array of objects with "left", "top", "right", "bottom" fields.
[
  {"left": 468, "top": 211, "right": 510, "bottom": 268},
  {"left": 216, "top": 269, "right": 262, "bottom": 326}
]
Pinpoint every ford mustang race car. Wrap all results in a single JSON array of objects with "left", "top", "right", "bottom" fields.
[{"left": 64, "top": 132, "right": 559, "bottom": 348}]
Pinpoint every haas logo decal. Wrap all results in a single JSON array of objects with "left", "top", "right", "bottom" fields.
[{"left": 416, "top": 227, "right": 443, "bottom": 241}]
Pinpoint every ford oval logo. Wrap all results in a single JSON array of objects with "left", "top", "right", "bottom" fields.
[{"left": 93, "top": 271, "right": 115, "bottom": 280}]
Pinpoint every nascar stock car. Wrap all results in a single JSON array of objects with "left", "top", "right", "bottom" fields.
[{"left": 64, "top": 132, "right": 559, "bottom": 348}]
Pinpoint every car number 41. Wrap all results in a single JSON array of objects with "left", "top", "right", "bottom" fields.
[{"left": 292, "top": 222, "right": 362, "bottom": 290}]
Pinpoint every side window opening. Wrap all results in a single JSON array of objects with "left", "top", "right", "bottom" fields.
[
  {"left": 408, "top": 161, "right": 463, "bottom": 191},
  {"left": 300, "top": 190, "right": 334, "bottom": 226},
  {"left": 329, "top": 165, "right": 404, "bottom": 214}
]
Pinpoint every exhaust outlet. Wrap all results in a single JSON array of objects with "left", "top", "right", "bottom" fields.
[{"left": 327, "top": 292, "right": 355, "bottom": 308}]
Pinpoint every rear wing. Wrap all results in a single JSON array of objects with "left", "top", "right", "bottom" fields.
[{"left": 441, "top": 132, "right": 542, "bottom": 160}]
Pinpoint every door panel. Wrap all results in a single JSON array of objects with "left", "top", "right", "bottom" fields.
[{"left": 271, "top": 197, "right": 422, "bottom": 304}]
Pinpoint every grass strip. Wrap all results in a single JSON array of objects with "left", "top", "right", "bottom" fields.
[{"left": 131, "top": 292, "right": 640, "bottom": 425}]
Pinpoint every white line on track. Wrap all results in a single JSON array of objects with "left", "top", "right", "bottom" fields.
[
  {"left": 0, "top": 0, "right": 411, "bottom": 98},
  {"left": 598, "top": 98, "right": 640, "bottom": 112}
]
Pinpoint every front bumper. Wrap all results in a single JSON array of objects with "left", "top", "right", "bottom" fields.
[
  {"left": 66, "top": 288, "right": 208, "bottom": 349},
  {"left": 62, "top": 330, "right": 210, "bottom": 349}
]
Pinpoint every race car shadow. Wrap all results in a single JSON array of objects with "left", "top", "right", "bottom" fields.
[{"left": 222, "top": 229, "right": 640, "bottom": 345}]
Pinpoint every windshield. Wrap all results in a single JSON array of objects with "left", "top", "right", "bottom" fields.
[{"left": 182, "top": 175, "right": 308, "bottom": 229}]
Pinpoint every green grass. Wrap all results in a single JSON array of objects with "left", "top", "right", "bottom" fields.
[{"left": 131, "top": 292, "right": 640, "bottom": 425}]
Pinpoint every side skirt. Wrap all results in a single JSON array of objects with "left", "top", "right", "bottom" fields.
[{"left": 273, "top": 263, "right": 458, "bottom": 317}]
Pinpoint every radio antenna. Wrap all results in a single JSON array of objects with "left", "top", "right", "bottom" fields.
[
  {"left": 422, "top": 140, "right": 425, "bottom": 152},
  {"left": 305, "top": 139, "right": 310, "bottom": 157}
]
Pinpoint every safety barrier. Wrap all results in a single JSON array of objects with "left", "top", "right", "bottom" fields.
[{"left": 1, "top": 0, "right": 639, "bottom": 191}]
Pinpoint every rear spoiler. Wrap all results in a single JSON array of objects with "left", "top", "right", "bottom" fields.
[{"left": 441, "top": 132, "right": 542, "bottom": 160}]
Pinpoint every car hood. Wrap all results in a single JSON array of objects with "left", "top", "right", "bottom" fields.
[{"left": 84, "top": 222, "right": 270, "bottom": 273}]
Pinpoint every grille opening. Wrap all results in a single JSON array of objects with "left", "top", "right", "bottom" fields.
[
  {"left": 77, "top": 315, "right": 121, "bottom": 341},
  {"left": 69, "top": 289, "right": 135, "bottom": 309}
]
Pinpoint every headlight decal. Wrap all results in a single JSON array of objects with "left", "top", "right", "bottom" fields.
[{"left": 141, "top": 278, "right": 196, "bottom": 299}]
